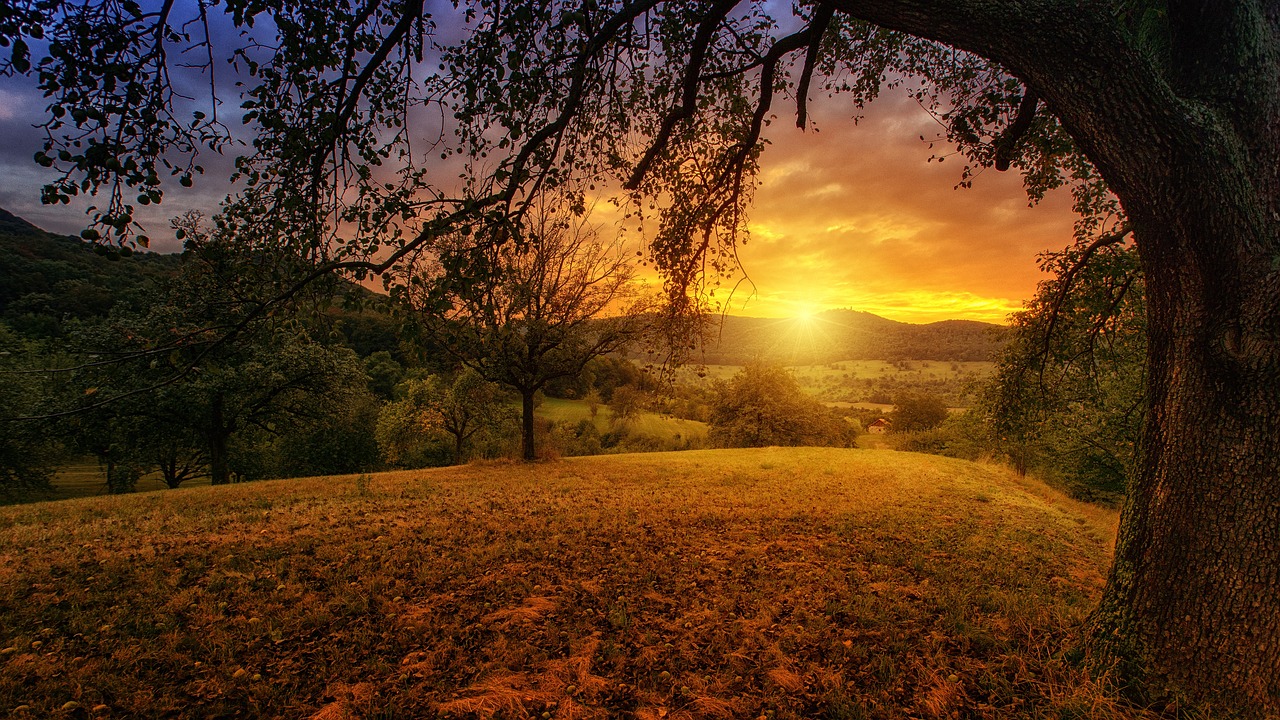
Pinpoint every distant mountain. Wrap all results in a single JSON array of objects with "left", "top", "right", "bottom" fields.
[{"left": 694, "top": 309, "right": 1007, "bottom": 364}]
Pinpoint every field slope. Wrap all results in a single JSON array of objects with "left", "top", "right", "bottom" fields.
[{"left": 0, "top": 449, "right": 1142, "bottom": 719}]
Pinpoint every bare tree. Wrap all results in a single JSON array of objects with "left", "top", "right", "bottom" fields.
[{"left": 405, "top": 211, "right": 653, "bottom": 460}]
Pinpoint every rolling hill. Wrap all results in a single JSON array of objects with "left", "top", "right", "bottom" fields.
[
  {"left": 694, "top": 310, "right": 1008, "bottom": 365},
  {"left": 0, "top": 449, "right": 1149, "bottom": 719}
]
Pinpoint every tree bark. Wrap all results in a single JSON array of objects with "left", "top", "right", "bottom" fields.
[
  {"left": 1090, "top": 231, "right": 1280, "bottom": 715},
  {"left": 823, "top": 1, "right": 1280, "bottom": 712},
  {"left": 520, "top": 389, "right": 537, "bottom": 461},
  {"left": 209, "top": 393, "right": 231, "bottom": 485}
]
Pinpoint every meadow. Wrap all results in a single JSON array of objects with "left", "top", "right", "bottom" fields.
[
  {"left": 685, "top": 361, "right": 995, "bottom": 407},
  {"left": 536, "top": 398, "right": 709, "bottom": 447},
  {"left": 0, "top": 448, "right": 1152, "bottom": 719}
]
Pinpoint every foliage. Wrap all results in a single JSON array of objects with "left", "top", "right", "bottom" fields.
[
  {"left": 607, "top": 384, "right": 644, "bottom": 425},
  {"left": 890, "top": 391, "right": 949, "bottom": 432},
  {"left": 272, "top": 392, "right": 382, "bottom": 478},
  {"left": 405, "top": 210, "right": 652, "bottom": 460},
  {"left": 376, "top": 372, "right": 515, "bottom": 467},
  {"left": 980, "top": 242, "right": 1144, "bottom": 504},
  {"left": 0, "top": 326, "right": 60, "bottom": 499},
  {"left": 886, "top": 409, "right": 996, "bottom": 462},
  {"left": 708, "top": 363, "right": 853, "bottom": 449},
  {"left": 0, "top": 210, "right": 181, "bottom": 339}
]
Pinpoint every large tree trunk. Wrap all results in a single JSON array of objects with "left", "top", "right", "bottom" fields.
[
  {"left": 828, "top": 1, "right": 1280, "bottom": 713},
  {"left": 1090, "top": 242, "right": 1280, "bottom": 714},
  {"left": 520, "top": 389, "right": 537, "bottom": 461}
]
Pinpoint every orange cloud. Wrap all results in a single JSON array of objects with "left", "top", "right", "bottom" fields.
[{"left": 717, "top": 92, "right": 1077, "bottom": 325}]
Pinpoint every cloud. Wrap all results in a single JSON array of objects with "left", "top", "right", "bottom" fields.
[
  {"left": 0, "top": 31, "right": 1076, "bottom": 324},
  {"left": 720, "top": 92, "right": 1076, "bottom": 323}
]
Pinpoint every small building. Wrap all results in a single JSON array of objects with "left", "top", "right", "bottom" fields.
[{"left": 867, "top": 418, "right": 891, "bottom": 434}]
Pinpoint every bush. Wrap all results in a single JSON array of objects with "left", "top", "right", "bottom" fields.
[
  {"left": 708, "top": 363, "right": 856, "bottom": 449},
  {"left": 890, "top": 392, "right": 949, "bottom": 432}
]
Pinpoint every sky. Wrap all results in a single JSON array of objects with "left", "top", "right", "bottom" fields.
[
  {"left": 721, "top": 94, "right": 1078, "bottom": 324},
  {"left": 0, "top": 10, "right": 1080, "bottom": 327}
]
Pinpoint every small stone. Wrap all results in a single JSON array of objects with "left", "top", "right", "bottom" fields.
[
  {"left": 658, "top": 671, "right": 671, "bottom": 681},
  {"left": 251, "top": 673, "right": 262, "bottom": 682},
  {"left": 947, "top": 674, "right": 959, "bottom": 683},
  {"left": 61, "top": 701, "right": 81, "bottom": 711},
  {"left": 233, "top": 668, "right": 248, "bottom": 680}
]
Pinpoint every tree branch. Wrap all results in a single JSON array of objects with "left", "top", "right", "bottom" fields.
[
  {"left": 994, "top": 87, "right": 1038, "bottom": 171},
  {"left": 796, "top": 2, "right": 835, "bottom": 129}
]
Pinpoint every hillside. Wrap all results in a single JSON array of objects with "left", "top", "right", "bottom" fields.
[
  {"left": 696, "top": 310, "right": 1007, "bottom": 365},
  {"left": 0, "top": 449, "right": 1148, "bottom": 719},
  {"left": 0, "top": 208, "right": 182, "bottom": 337}
]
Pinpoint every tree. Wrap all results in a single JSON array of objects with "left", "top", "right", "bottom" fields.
[
  {"left": 607, "top": 385, "right": 644, "bottom": 426},
  {"left": 406, "top": 212, "right": 651, "bottom": 460},
  {"left": 434, "top": 369, "right": 509, "bottom": 461},
  {"left": 0, "top": 325, "right": 60, "bottom": 499},
  {"left": 7, "top": 0, "right": 1280, "bottom": 711},
  {"left": 376, "top": 371, "right": 511, "bottom": 465},
  {"left": 708, "top": 363, "right": 852, "bottom": 448},
  {"left": 983, "top": 241, "right": 1145, "bottom": 503},
  {"left": 889, "top": 391, "right": 949, "bottom": 433}
]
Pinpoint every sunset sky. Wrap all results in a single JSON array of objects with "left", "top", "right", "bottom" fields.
[
  {"left": 0, "top": 52, "right": 1079, "bottom": 327},
  {"left": 715, "top": 93, "right": 1078, "bottom": 324}
]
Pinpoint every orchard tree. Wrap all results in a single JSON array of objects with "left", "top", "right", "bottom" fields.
[
  {"left": 376, "top": 370, "right": 510, "bottom": 465},
  {"left": 405, "top": 211, "right": 652, "bottom": 460},
  {"left": 708, "top": 362, "right": 851, "bottom": 448},
  {"left": 4, "top": 0, "right": 1279, "bottom": 711},
  {"left": 889, "top": 391, "right": 949, "bottom": 433}
]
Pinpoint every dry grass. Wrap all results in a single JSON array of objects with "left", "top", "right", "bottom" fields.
[{"left": 0, "top": 448, "right": 1156, "bottom": 718}]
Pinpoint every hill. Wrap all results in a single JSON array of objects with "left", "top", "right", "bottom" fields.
[
  {"left": 0, "top": 449, "right": 1149, "bottom": 719},
  {"left": 0, "top": 208, "right": 183, "bottom": 337},
  {"left": 695, "top": 310, "right": 1007, "bottom": 365},
  {"left": 0, "top": 208, "right": 415, "bottom": 361}
]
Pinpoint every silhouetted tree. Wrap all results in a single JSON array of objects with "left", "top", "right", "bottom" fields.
[{"left": 406, "top": 211, "right": 651, "bottom": 460}]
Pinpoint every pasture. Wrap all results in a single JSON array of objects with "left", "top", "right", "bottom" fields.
[{"left": 0, "top": 448, "right": 1149, "bottom": 719}]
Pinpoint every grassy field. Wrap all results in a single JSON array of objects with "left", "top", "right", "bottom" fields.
[
  {"left": 537, "top": 397, "right": 709, "bottom": 446},
  {"left": 0, "top": 449, "right": 1145, "bottom": 719},
  {"left": 688, "top": 360, "right": 995, "bottom": 383},
  {"left": 684, "top": 360, "right": 995, "bottom": 408}
]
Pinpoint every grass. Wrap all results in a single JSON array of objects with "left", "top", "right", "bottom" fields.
[
  {"left": 51, "top": 461, "right": 212, "bottom": 500},
  {"left": 688, "top": 360, "right": 995, "bottom": 383},
  {"left": 537, "top": 397, "right": 709, "bottom": 446},
  {"left": 0, "top": 448, "right": 1148, "bottom": 719}
]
